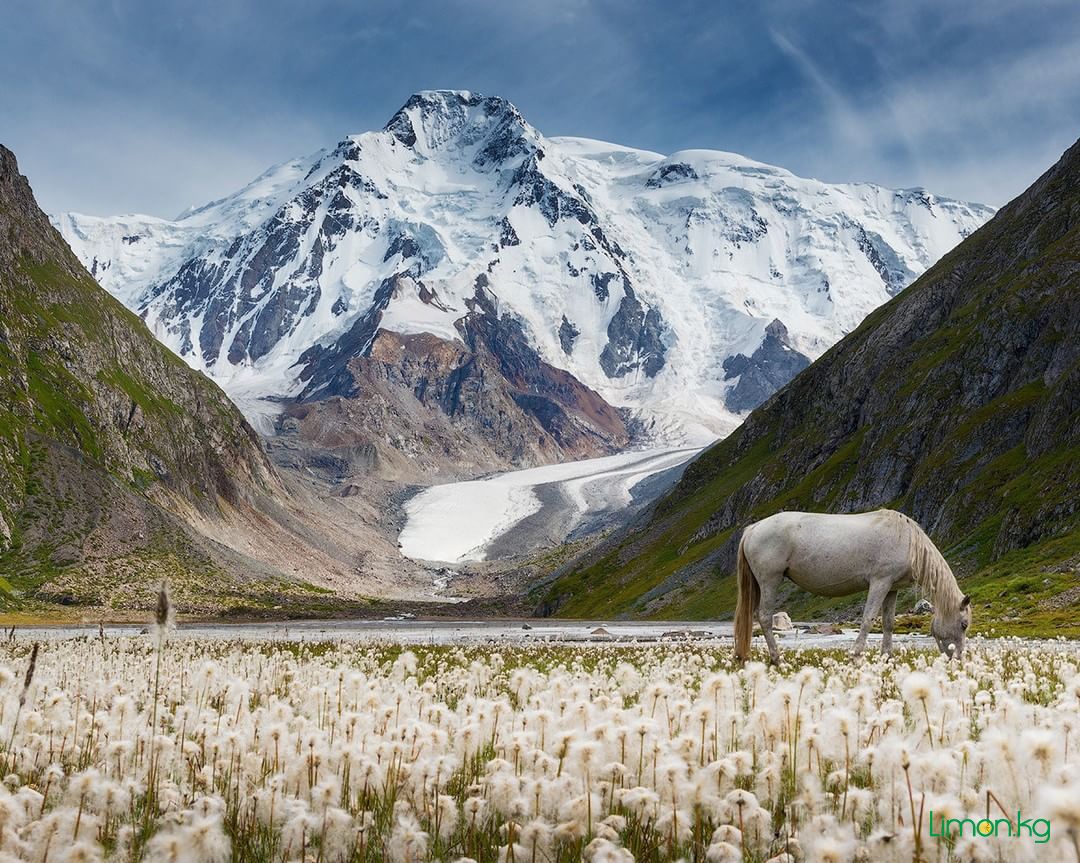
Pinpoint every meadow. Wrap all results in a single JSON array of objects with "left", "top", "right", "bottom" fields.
[{"left": 0, "top": 630, "right": 1078, "bottom": 862}]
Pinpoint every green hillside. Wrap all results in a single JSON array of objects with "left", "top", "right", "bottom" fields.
[
  {"left": 541, "top": 139, "right": 1080, "bottom": 637},
  {"left": 0, "top": 144, "right": 313, "bottom": 614}
]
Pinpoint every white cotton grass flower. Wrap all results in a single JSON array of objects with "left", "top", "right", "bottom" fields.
[
  {"left": 584, "top": 836, "right": 635, "bottom": 862},
  {"left": 1037, "top": 782, "right": 1080, "bottom": 831},
  {"left": 705, "top": 840, "right": 741, "bottom": 863},
  {"left": 900, "top": 671, "right": 934, "bottom": 702},
  {"left": 0, "top": 629, "right": 1075, "bottom": 860}
]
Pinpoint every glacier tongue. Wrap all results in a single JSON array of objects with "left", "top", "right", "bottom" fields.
[{"left": 52, "top": 90, "right": 995, "bottom": 441}]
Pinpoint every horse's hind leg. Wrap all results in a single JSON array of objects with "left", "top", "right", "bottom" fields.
[
  {"left": 757, "top": 575, "right": 782, "bottom": 665},
  {"left": 854, "top": 580, "right": 892, "bottom": 656},
  {"left": 881, "top": 589, "right": 898, "bottom": 655}
]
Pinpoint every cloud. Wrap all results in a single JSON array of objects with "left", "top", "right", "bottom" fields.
[
  {"left": 768, "top": 29, "right": 878, "bottom": 158},
  {"left": 2, "top": 0, "right": 1077, "bottom": 214},
  {"left": 762, "top": 2, "right": 1080, "bottom": 204}
]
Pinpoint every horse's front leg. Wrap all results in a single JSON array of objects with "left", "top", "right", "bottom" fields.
[
  {"left": 853, "top": 581, "right": 892, "bottom": 656},
  {"left": 881, "top": 589, "right": 898, "bottom": 656}
]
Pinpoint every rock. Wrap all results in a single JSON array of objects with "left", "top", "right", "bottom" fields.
[
  {"left": 599, "top": 293, "right": 667, "bottom": 379},
  {"left": 591, "top": 627, "right": 611, "bottom": 636},
  {"left": 723, "top": 319, "right": 812, "bottom": 411},
  {"left": 286, "top": 284, "right": 632, "bottom": 482},
  {"left": 645, "top": 162, "right": 700, "bottom": 187},
  {"left": 558, "top": 316, "right": 579, "bottom": 354},
  {"left": 521, "top": 623, "right": 532, "bottom": 630},
  {"left": 808, "top": 623, "right": 842, "bottom": 635},
  {"left": 772, "top": 611, "right": 794, "bottom": 631},
  {"left": 913, "top": 599, "right": 933, "bottom": 614}
]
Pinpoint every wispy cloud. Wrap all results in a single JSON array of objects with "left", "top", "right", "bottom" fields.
[{"left": 762, "top": 1, "right": 1080, "bottom": 203}]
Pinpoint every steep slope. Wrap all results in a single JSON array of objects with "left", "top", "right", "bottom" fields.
[
  {"left": 541, "top": 139, "right": 1080, "bottom": 635},
  {"left": 56, "top": 91, "right": 992, "bottom": 465},
  {"left": 0, "top": 145, "right": 428, "bottom": 613}
]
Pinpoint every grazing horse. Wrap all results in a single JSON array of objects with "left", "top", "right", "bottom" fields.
[{"left": 733, "top": 509, "right": 971, "bottom": 663}]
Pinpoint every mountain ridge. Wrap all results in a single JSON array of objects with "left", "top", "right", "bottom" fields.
[
  {"left": 539, "top": 138, "right": 1080, "bottom": 634},
  {"left": 55, "top": 90, "right": 993, "bottom": 470}
]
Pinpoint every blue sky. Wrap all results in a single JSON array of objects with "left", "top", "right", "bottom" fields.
[{"left": 4, "top": 0, "right": 1078, "bottom": 217}]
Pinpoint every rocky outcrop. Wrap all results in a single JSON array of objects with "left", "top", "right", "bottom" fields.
[
  {"left": 722, "top": 319, "right": 811, "bottom": 411},
  {"left": 285, "top": 280, "right": 630, "bottom": 481},
  {"left": 559, "top": 316, "right": 579, "bottom": 354},
  {"left": 599, "top": 293, "right": 667, "bottom": 379}
]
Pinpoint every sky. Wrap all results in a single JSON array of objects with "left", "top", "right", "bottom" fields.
[{"left": 3, "top": 0, "right": 1078, "bottom": 218}]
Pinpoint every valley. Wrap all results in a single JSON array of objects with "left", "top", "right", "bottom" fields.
[{"left": 1, "top": 93, "right": 1074, "bottom": 634}]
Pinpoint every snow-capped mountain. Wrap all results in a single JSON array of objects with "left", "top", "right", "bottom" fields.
[{"left": 55, "top": 90, "right": 993, "bottom": 449}]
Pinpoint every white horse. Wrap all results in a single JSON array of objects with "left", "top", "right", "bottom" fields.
[{"left": 734, "top": 509, "right": 971, "bottom": 663}]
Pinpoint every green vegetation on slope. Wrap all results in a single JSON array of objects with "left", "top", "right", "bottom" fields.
[
  {"left": 0, "top": 144, "right": 300, "bottom": 612},
  {"left": 541, "top": 139, "right": 1080, "bottom": 637}
]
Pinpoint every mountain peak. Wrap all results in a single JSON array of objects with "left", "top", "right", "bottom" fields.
[
  {"left": 1, "top": 144, "right": 81, "bottom": 272},
  {"left": 383, "top": 90, "right": 535, "bottom": 160}
]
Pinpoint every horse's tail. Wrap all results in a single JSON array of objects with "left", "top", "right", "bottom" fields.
[{"left": 734, "top": 531, "right": 759, "bottom": 662}]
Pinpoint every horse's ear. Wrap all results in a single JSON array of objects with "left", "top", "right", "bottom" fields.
[{"left": 961, "top": 595, "right": 971, "bottom": 608}]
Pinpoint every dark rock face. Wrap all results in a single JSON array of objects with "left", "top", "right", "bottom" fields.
[
  {"left": 384, "top": 91, "right": 535, "bottom": 170},
  {"left": 498, "top": 217, "right": 520, "bottom": 247},
  {"left": 147, "top": 163, "right": 380, "bottom": 367},
  {"left": 646, "top": 163, "right": 700, "bottom": 187},
  {"left": 848, "top": 218, "right": 914, "bottom": 295},
  {"left": 559, "top": 316, "right": 580, "bottom": 354},
  {"left": 591, "top": 272, "right": 618, "bottom": 302},
  {"left": 296, "top": 275, "right": 401, "bottom": 400},
  {"left": 383, "top": 222, "right": 445, "bottom": 274},
  {"left": 291, "top": 278, "right": 630, "bottom": 475},
  {"left": 512, "top": 154, "right": 593, "bottom": 227},
  {"left": 722, "top": 319, "right": 812, "bottom": 411},
  {"left": 599, "top": 293, "right": 667, "bottom": 378}
]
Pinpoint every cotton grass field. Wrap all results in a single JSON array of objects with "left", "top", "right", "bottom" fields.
[{"left": 0, "top": 629, "right": 1079, "bottom": 863}]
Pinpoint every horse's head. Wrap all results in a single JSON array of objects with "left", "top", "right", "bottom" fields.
[{"left": 931, "top": 595, "right": 971, "bottom": 659}]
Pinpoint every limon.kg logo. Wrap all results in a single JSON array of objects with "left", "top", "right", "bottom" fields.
[{"left": 929, "top": 810, "right": 1050, "bottom": 844}]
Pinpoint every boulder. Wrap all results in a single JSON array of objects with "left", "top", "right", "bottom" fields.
[{"left": 772, "top": 611, "right": 794, "bottom": 631}]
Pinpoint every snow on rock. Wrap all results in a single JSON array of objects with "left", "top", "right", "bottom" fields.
[{"left": 53, "top": 90, "right": 995, "bottom": 438}]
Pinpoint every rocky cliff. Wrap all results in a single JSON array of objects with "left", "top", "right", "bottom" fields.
[
  {"left": 542, "top": 139, "right": 1080, "bottom": 634},
  {"left": 283, "top": 273, "right": 630, "bottom": 482}
]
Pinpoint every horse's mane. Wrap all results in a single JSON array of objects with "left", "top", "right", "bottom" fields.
[{"left": 901, "top": 513, "right": 963, "bottom": 616}]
